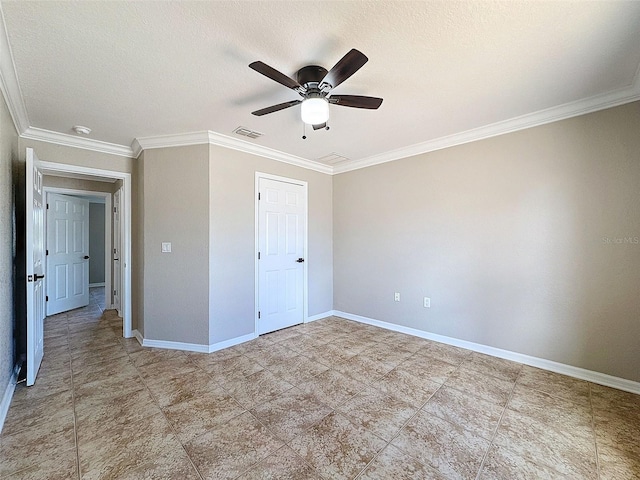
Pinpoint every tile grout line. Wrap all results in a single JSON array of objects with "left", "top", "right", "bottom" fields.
[
  {"left": 588, "top": 382, "right": 602, "bottom": 480},
  {"left": 473, "top": 364, "right": 523, "bottom": 480}
]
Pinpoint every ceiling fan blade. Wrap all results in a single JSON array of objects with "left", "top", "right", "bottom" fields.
[
  {"left": 251, "top": 100, "right": 301, "bottom": 116},
  {"left": 329, "top": 95, "right": 383, "bottom": 109},
  {"left": 312, "top": 122, "right": 326, "bottom": 131},
  {"left": 249, "top": 61, "right": 302, "bottom": 90},
  {"left": 321, "top": 49, "right": 368, "bottom": 89}
]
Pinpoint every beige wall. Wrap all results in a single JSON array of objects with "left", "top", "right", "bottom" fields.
[
  {"left": 208, "top": 145, "right": 333, "bottom": 344},
  {"left": 19, "top": 138, "right": 133, "bottom": 173},
  {"left": 0, "top": 93, "right": 18, "bottom": 395},
  {"left": 334, "top": 101, "right": 640, "bottom": 382},
  {"left": 139, "top": 145, "right": 210, "bottom": 344}
]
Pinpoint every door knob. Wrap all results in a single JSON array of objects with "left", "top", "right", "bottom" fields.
[
  {"left": 83, "top": 255, "right": 90, "bottom": 260},
  {"left": 296, "top": 258, "right": 305, "bottom": 263},
  {"left": 34, "top": 274, "right": 45, "bottom": 280}
]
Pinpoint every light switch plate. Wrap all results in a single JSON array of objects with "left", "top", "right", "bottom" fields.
[{"left": 161, "top": 242, "right": 172, "bottom": 253}]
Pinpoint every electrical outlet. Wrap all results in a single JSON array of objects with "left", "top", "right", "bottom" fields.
[
  {"left": 424, "top": 297, "right": 431, "bottom": 308},
  {"left": 394, "top": 292, "right": 400, "bottom": 302}
]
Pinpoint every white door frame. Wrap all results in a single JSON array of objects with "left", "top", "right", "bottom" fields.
[
  {"left": 43, "top": 188, "right": 112, "bottom": 313},
  {"left": 38, "top": 161, "right": 132, "bottom": 338},
  {"left": 254, "top": 172, "right": 308, "bottom": 335}
]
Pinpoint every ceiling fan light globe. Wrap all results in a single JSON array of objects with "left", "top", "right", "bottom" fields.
[{"left": 301, "top": 98, "right": 329, "bottom": 125}]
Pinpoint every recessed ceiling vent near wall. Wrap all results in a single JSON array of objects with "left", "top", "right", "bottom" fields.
[
  {"left": 316, "top": 153, "right": 350, "bottom": 165},
  {"left": 233, "top": 126, "right": 263, "bottom": 139}
]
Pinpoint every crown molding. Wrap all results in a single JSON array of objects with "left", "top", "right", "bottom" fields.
[
  {"left": 134, "top": 130, "right": 333, "bottom": 175},
  {"left": 334, "top": 78, "right": 640, "bottom": 174},
  {"left": 21, "top": 127, "right": 134, "bottom": 158},
  {"left": 0, "top": 4, "right": 29, "bottom": 133}
]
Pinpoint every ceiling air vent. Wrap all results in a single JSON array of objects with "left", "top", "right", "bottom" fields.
[
  {"left": 316, "top": 153, "right": 350, "bottom": 165},
  {"left": 233, "top": 126, "right": 263, "bottom": 139}
]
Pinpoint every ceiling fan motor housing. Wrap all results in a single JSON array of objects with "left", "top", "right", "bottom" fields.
[{"left": 296, "top": 65, "right": 329, "bottom": 88}]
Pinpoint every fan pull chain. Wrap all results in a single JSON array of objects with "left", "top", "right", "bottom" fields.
[{"left": 302, "top": 122, "right": 307, "bottom": 140}]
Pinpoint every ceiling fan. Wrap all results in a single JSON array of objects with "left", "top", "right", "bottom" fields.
[{"left": 249, "top": 49, "right": 383, "bottom": 132}]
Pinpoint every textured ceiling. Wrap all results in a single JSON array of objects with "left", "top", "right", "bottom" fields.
[{"left": 2, "top": 1, "right": 640, "bottom": 165}]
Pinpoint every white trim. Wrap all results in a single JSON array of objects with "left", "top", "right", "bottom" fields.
[
  {"left": 132, "top": 329, "right": 144, "bottom": 345},
  {"left": 132, "top": 330, "right": 257, "bottom": 354},
  {"left": 208, "top": 332, "right": 257, "bottom": 353},
  {"left": 334, "top": 310, "right": 640, "bottom": 395},
  {"left": 0, "top": 368, "right": 17, "bottom": 434},
  {"left": 255, "top": 172, "right": 309, "bottom": 336},
  {"left": 306, "top": 310, "right": 335, "bottom": 323},
  {"left": 38, "top": 161, "right": 132, "bottom": 339},
  {"left": 22, "top": 127, "right": 134, "bottom": 158},
  {"left": 43, "top": 187, "right": 112, "bottom": 318},
  {"left": 135, "top": 131, "right": 332, "bottom": 175},
  {"left": 334, "top": 83, "right": 640, "bottom": 174}
]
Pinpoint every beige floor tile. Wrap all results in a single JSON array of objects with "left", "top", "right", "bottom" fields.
[
  {"left": 391, "top": 410, "right": 490, "bottom": 479},
  {"left": 144, "top": 370, "right": 223, "bottom": 408},
  {"left": 594, "top": 408, "right": 640, "bottom": 459},
  {"left": 479, "top": 444, "right": 566, "bottom": 480},
  {"left": 598, "top": 443, "right": 640, "bottom": 480},
  {"left": 517, "top": 365, "right": 591, "bottom": 406},
  {"left": 223, "top": 369, "right": 295, "bottom": 409},
  {"left": 445, "top": 365, "right": 515, "bottom": 406},
  {"left": 2, "top": 388, "right": 74, "bottom": 436},
  {"left": 3, "top": 447, "right": 77, "bottom": 480},
  {"left": 263, "top": 353, "right": 329, "bottom": 386},
  {"left": 337, "top": 386, "right": 417, "bottom": 441},
  {"left": 250, "top": 387, "right": 333, "bottom": 442},
  {"left": 359, "top": 444, "right": 445, "bottom": 480},
  {"left": 374, "top": 367, "right": 440, "bottom": 407},
  {"left": 236, "top": 445, "right": 321, "bottom": 480},
  {"left": 421, "top": 386, "right": 503, "bottom": 440},
  {"left": 183, "top": 411, "right": 283, "bottom": 480},
  {"left": 162, "top": 388, "right": 246, "bottom": 443},
  {"left": 198, "top": 353, "right": 264, "bottom": 381},
  {"left": 262, "top": 327, "right": 304, "bottom": 344},
  {"left": 288, "top": 411, "right": 387, "bottom": 480},
  {"left": 396, "top": 354, "right": 458, "bottom": 384},
  {"left": 507, "top": 383, "right": 594, "bottom": 434},
  {"left": 493, "top": 409, "right": 598, "bottom": 478},
  {"left": 462, "top": 352, "right": 522, "bottom": 382},
  {"left": 74, "top": 386, "right": 161, "bottom": 428},
  {"left": 418, "top": 340, "right": 472, "bottom": 366},
  {"left": 244, "top": 342, "right": 300, "bottom": 368},
  {"left": 297, "top": 369, "right": 368, "bottom": 408},
  {"left": 591, "top": 383, "right": 640, "bottom": 422},
  {"left": 0, "top": 417, "right": 76, "bottom": 477},
  {"left": 332, "top": 353, "right": 395, "bottom": 383},
  {"left": 276, "top": 332, "right": 329, "bottom": 352},
  {"left": 128, "top": 347, "right": 186, "bottom": 368}
]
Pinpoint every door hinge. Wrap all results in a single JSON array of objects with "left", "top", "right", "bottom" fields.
[
  {"left": 258, "top": 192, "right": 261, "bottom": 200},
  {"left": 113, "top": 207, "right": 117, "bottom": 213},
  {"left": 114, "top": 290, "right": 117, "bottom": 296},
  {"left": 258, "top": 252, "right": 260, "bottom": 260},
  {"left": 46, "top": 249, "right": 48, "bottom": 256},
  {"left": 45, "top": 296, "right": 48, "bottom": 302},
  {"left": 46, "top": 203, "right": 49, "bottom": 209},
  {"left": 258, "top": 311, "right": 261, "bottom": 319},
  {"left": 114, "top": 248, "right": 117, "bottom": 254}
]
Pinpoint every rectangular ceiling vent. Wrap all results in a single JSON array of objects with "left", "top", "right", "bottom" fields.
[
  {"left": 316, "top": 153, "right": 350, "bottom": 165},
  {"left": 233, "top": 126, "right": 263, "bottom": 139}
]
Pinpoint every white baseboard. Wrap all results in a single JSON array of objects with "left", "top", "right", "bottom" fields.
[
  {"left": 306, "top": 310, "right": 335, "bottom": 323},
  {"left": 131, "top": 330, "right": 257, "bottom": 354},
  {"left": 0, "top": 367, "right": 18, "bottom": 434},
  {"left": 89, "top": 282, "right": 105, "bottom": 288},
  {"left": 334, "top": 310, "right": 640, "bottom": 395},
  {"left": 208, "top": 333, "right": 257, "bottom": 353}
]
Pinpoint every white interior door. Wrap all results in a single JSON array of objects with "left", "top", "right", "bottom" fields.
[
  {"left": 26, "top": 148, "right": 45, "bottom": 386},
  {"left": 258, "top": 177, "right": 306, "bottom": 334},
  {"left": 113, "top": 188, "right": 122, "bottom": 314},
  {"left": 46, "top": 193, "right": 90, "bottom": 315}
]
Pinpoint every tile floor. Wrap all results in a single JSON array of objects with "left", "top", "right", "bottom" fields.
[{"left": 1, "top": 288, "right": 639, "bottom": 479}]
